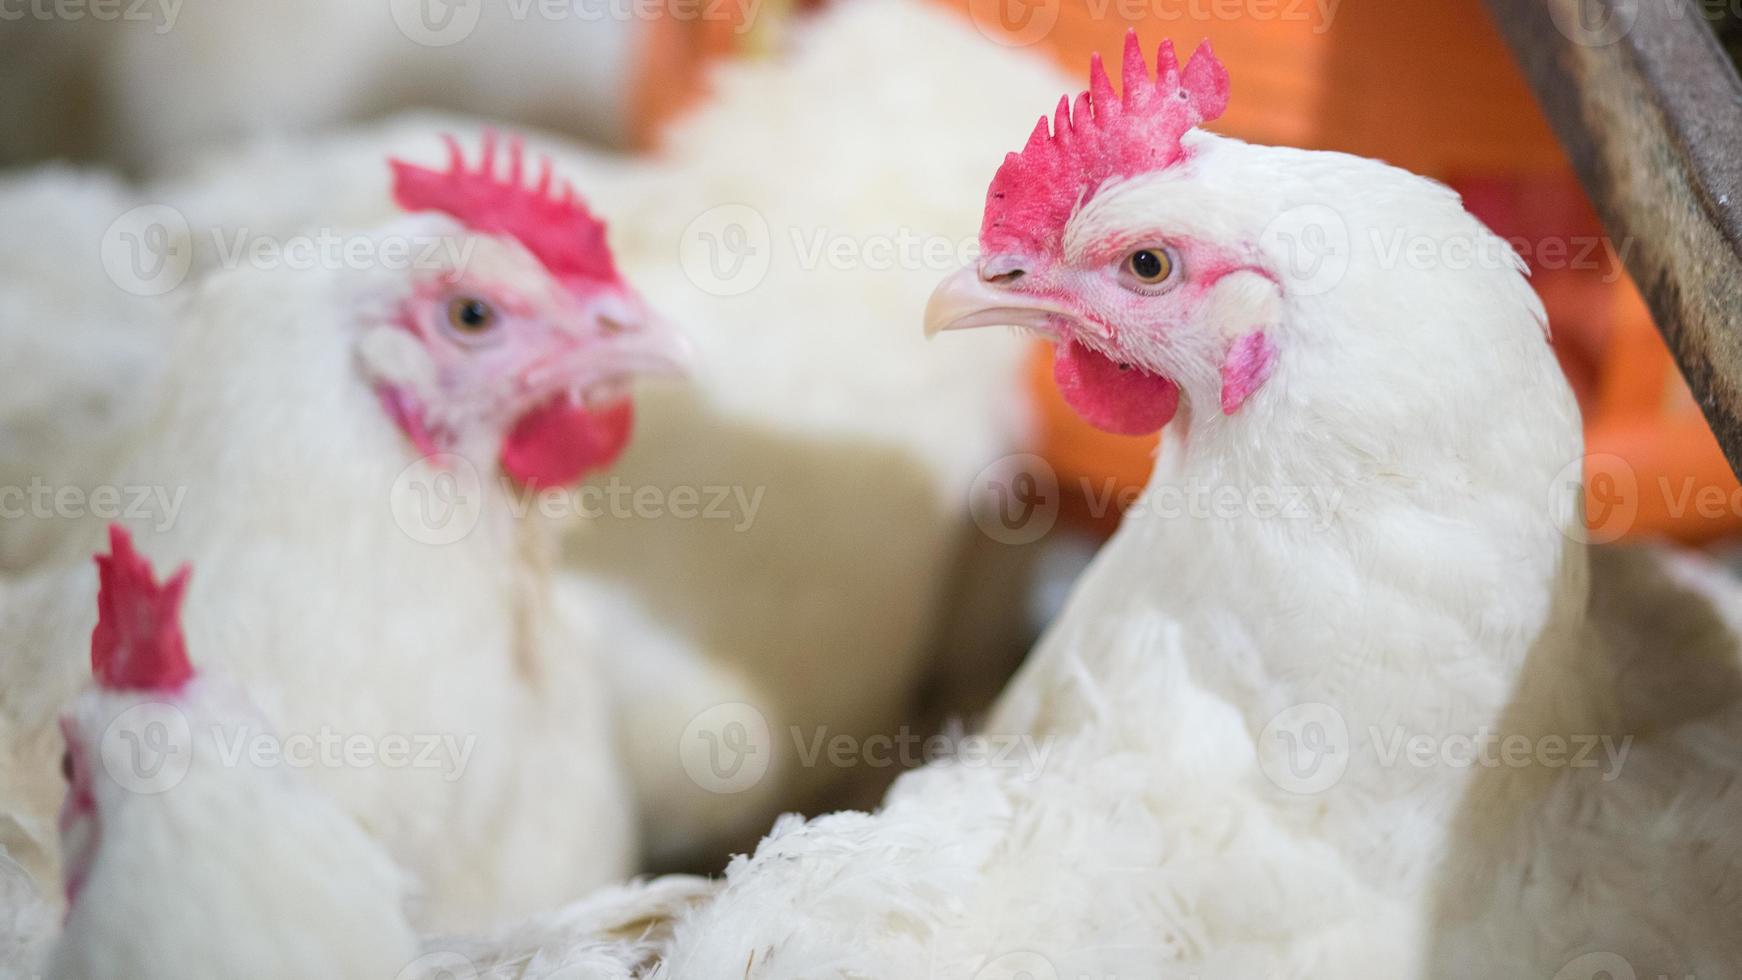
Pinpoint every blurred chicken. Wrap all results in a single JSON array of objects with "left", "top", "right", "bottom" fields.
[
  {"left": 0, "top": 139, "right": 689, "bottom": 930},
  {"left": 0, "top": 0, "right": 1070, "bottom": 860},
  {"left": 7, "top": 526, "right": 712, "bottom": 980},
  {"left": 567, "top": 0, "right": 1066, "bottom": 834},
  {"left": 0, "top": 167, "right": 173, "bottom": 569},
  {"left": 45, "top": 527, "right": 420, "bottom": 980},
  {"left": 0, "top": 0, "right": 638, "bottom": 172}
]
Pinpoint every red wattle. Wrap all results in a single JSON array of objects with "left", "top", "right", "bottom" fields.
[
  {"left": 500, "top": 397, "right": 634, "bottom": 490},
  {"left": 1052, "top": 339, "right": 1179, "bottom": 435}
]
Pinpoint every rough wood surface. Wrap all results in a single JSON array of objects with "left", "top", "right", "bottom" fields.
[{"left": 1485, "top": 0, "right": 1742, "bottom": 477}]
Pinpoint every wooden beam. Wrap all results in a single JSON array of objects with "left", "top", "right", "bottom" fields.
[{"left": 1484, "top": 0, "right": 1742, "bottom": 477}]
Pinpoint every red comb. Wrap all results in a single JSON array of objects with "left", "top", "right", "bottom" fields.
[
  {"left": 91, "top": 525, "right": 193, "bottom": 693},
  {"left": 981, "top": 32, "right": 1229, "bottom": 256},
  {"left": 390, "top": 131, "right": 618, "bottom": 287}
]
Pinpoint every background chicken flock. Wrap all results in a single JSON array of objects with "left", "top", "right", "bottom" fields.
[{"left": 1, "top": 1, "right": 1740, "bottom": 977}]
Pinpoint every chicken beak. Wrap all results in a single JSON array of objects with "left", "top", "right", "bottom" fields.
[
  {"left": 592, "top": 305, "right": 695, "bottom": 382},
  {"left": 923, "top": 263, "right": 1072, "bottom": 338},
  {"left": 524, "top": 289, "right": 694, "bottom": 395}
]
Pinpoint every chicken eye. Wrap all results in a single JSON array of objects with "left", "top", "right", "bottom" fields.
[
  {"left": 60, "top": 749, "right": 74, "bottom": 782},
  {"left": 445, "top": 296, "right": 498, "bottom": 336},
  {"left": 1124, "top": 248, "right": 1175, "bottom": 285}
]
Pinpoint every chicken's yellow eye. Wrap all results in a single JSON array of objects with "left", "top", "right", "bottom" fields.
[
  {"left": 446, "top": 296, "right": 497, "bottom": 334},
  {"left": 1125, "top": 249, "right": 1173, "bottom": 284}
]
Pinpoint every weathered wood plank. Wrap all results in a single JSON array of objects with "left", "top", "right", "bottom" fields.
[{"left": 1484, "top": 0, "right": 1742, "bottom": 477}]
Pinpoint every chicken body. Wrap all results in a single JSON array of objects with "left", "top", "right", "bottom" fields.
[
  {"left": 51, "top": 677, "right": 422, "bottom": 980},
  {"left": 10, "top": 529, "right": 709, "bottom": 980},
  {"left": 652, "top": 41, "right": 1742, "bottom": 976},
  {"left": 0, "top": 215, "right": 660, "bottom": 930}
]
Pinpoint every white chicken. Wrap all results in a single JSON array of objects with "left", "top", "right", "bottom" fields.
[
  {"left": 0, "top": 0, "right": 1069, "bottom": 858},
  {"left": 0, "top": 139, "right": 690, "bottom": 931},
  {"left": 646, "top": 33, "right": 1741, "bottom": 977},
  {"left": 6, "top": 525, "right": 712, "bottom": 980},
  {"left": 0, "top": 0, "right": 640, "bottom": 172},
  {"left": 46, "top": 527, "right": 420, "bottom": 980}
]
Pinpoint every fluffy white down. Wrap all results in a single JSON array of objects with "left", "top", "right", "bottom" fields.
[
  {"left": 661, "top": 615, "right": 1422, "bottom": 979},
  {"left": 49, "top": 681, "right": 420, "bottom": 980},
  {"left": 0, "top": 167, "right": 173, "bottom": 570},
  {"left": 0, "top": 846, "right": 51, "bottom": 980}
]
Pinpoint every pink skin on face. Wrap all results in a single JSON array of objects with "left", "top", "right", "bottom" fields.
[
  {"left": 56, "top": 718, "right": 96, "bottom": 911},
  {"left": 962, "top": 234, "right": 1275, "bottom": 435},
  {"left": 384, "top": 134, "right": 684, "bottom": 489},
  {"left": 381, "top": 268, "right": 644, "bottom": 488},
  {"left": 1219, "top": 330, "right": 1276, "bottom": 415}
]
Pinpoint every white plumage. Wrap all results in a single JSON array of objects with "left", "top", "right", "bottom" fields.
[
  {"left": 50, "top": 677, "right": 422, "bottom": 980},
  {"left": 647, "top": 108, "right": 1742, "bottom": 976},
  {"left": 0, "top": 0, "right": 636, "bottom": 172},
  {"left": 0, "top": 213, "right": 655, "bottom": 930}
]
